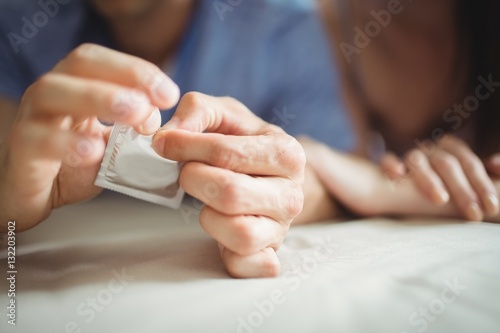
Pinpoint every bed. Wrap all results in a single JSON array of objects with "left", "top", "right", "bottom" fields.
[{"left": 1, "top": 192, "right": 500, "bottom": 333}]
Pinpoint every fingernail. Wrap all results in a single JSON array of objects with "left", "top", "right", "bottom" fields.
[
  {"left": 154, "top": 79, "right": 180, "bottom": 106},
  {"left": 152, "top": 135, "right": 165, "bottom": 154},
  {"left": 217, "top": 243, "right": 225, "bottom": 258},
  {"left": 466, "top": 202, "right": 483, "bottom": 222},
  {"left": 432, "top": 189, "right": 449, "bottom": 205},
  {"left": 139, "top": 109, "right": 161, "bottom": 134},
  {"left": 484, "top": 193, "right": 499, "bottom": 216},
  {"left": 113, "top": 90, "right": 149, "bottom": 120}
]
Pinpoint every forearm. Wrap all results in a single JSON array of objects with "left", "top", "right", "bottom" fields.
[
  {"left": 305, "top": 142, "right": 500, "bottom": 221},
  {"left": 293, "top": 163, "right": 340, "bottom": 224}
]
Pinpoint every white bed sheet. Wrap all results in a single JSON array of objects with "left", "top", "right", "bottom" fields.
[{"left": 1, "top": 192, "right": 500, "bottom": 333}]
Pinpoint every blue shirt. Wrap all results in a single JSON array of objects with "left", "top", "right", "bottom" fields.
[{"left": 0, "top": 0, "right": 354, "bottom": 150}]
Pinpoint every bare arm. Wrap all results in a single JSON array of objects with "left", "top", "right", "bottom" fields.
[{"left": 301, "top": 137, "right": 500, "bottom": 222}]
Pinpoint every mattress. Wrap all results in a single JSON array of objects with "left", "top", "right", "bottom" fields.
[{"left": 1, "top": 192, "right": 500, "bottom": 333}]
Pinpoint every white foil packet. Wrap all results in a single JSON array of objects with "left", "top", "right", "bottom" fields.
[{"left": 95, "top": 123, "right": 185, "bottom": 209}]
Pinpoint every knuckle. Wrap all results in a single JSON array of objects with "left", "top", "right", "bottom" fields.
[
  {"left": 405, "top": 149, "right": 426, "bottom": 169},
  {"left": 179, "top": 91, "right": 206, "bottom": 110},
  {"left": 210, "top": 141, "right": 242, "bottom": 170},
  {"left": 219, "top": 181, "right": 245, "bottom": 213},
  {"left": 221, "top": 96, "right": 252, "bottom": 115},
  {"left": 231, "top": 219, "right": 260, "bottom": 255},
  {"left": 66, "top": 43, "right": 98, "bottom": 66},
  {"left": 432, "top": 153, "right": 458, "bottom": 171},
  {"left": 275, "top": 135, "right": 306, "bottom": 177},
  {"left": 441, "top": 134, "right": 463, "bottom": 147},
  {"left": 259, "top": 251, "right": 281, "bottom": 278},
  {"left": 220, "top": 95, "right": 239, "bottom": 106},
  {"left": 439, "top": 134, "right": 453, "bottom": 144},
  {"left": 283, "top": 187, "right": 304, "bottom": 219}
]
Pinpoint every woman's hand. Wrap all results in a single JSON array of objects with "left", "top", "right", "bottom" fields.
[
  {"left": 380, "top": 135, "right": 500, "bottom": 221},
  {"left": 300, "top": 136, "right": 500, "bottom": 222}
]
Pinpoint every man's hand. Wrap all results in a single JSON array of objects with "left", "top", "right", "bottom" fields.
[
  {"left": 152, "top": 92, "right": 306, "bottom": 278},
  {"left": 0, "top": 44, "right": 180, "bottom": 232},
  {"left": 380, "top": 135, "right": 499, "bottom": 221}
]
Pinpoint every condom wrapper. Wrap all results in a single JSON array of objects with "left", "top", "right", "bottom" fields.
[{"left": 95, "top": 123, "right": 184, "bottom": 209}]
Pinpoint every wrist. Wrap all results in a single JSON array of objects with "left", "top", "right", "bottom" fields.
[{"left": 293, "top": 163, "right": 340, "bottom": 224}]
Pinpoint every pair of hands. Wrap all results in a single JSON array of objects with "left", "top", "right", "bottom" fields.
[
  {"left": 381, "top": 136, "right": 500, "bottom": 221},
  {"left": 0, "top": 44, "right": 306, "bottom": 278}
]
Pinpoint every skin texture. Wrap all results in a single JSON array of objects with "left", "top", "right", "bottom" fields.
[
  {"left": 380, "top": 136, "right": 500, "bottom": 221},
  {"left": 300, "top": 136, "right": 500, "bottom": 223},
  {"left": 152, "top": 93, "right": 306, "bottom": 277}
]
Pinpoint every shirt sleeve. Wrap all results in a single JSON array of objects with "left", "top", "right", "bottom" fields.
[
  {"left": 0, "top": 28, "right": 30, "bottom": 101},
  {"left": 261, "top": 8, "right": 356, "bottom": 152}
]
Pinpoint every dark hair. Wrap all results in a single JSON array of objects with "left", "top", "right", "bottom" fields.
[{"left": 456, "top": 0, "right": 500, "bottom": 157}]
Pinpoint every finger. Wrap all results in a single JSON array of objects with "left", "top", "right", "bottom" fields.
[
  {"left": 153, "top": 129, "right": 305, "bottom": 178},
  {"left": 405, "top": 149, "right": 450, "bottom": 205},
  {"left": 485, "top": 154, "right": 500, "bottom": 176},
  {"left": 180, "top": 162, "right": 303, "bottom": 221},
  {"left": 24, "top": 73, "right": 160, "bottom": 135},
  {"left": 439, "top": 138, "right": 499, "bottom": 216},
  {"left": 157, "top": 92, "right": 275, "bottom": 134},
  {"left": 53, "top": 43, "right": 180, "bottom": 109},
  {"left": 10, "top": 120, "right": 104, "bottom": 163},
  {"left": 200, "top": 206, "right": 286, "bottom": 256},
  {"left": 7, "top": 121, "right": 105, "bottom": 193},
  {"left": 380, "top": 152, "right": 407, "bottom": 180},
  {"left": 221, "top": 247, "right": 281, "bottom": 278},
  {"left": 429, "top": 151, "right": 483, "bottom": 221}
]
